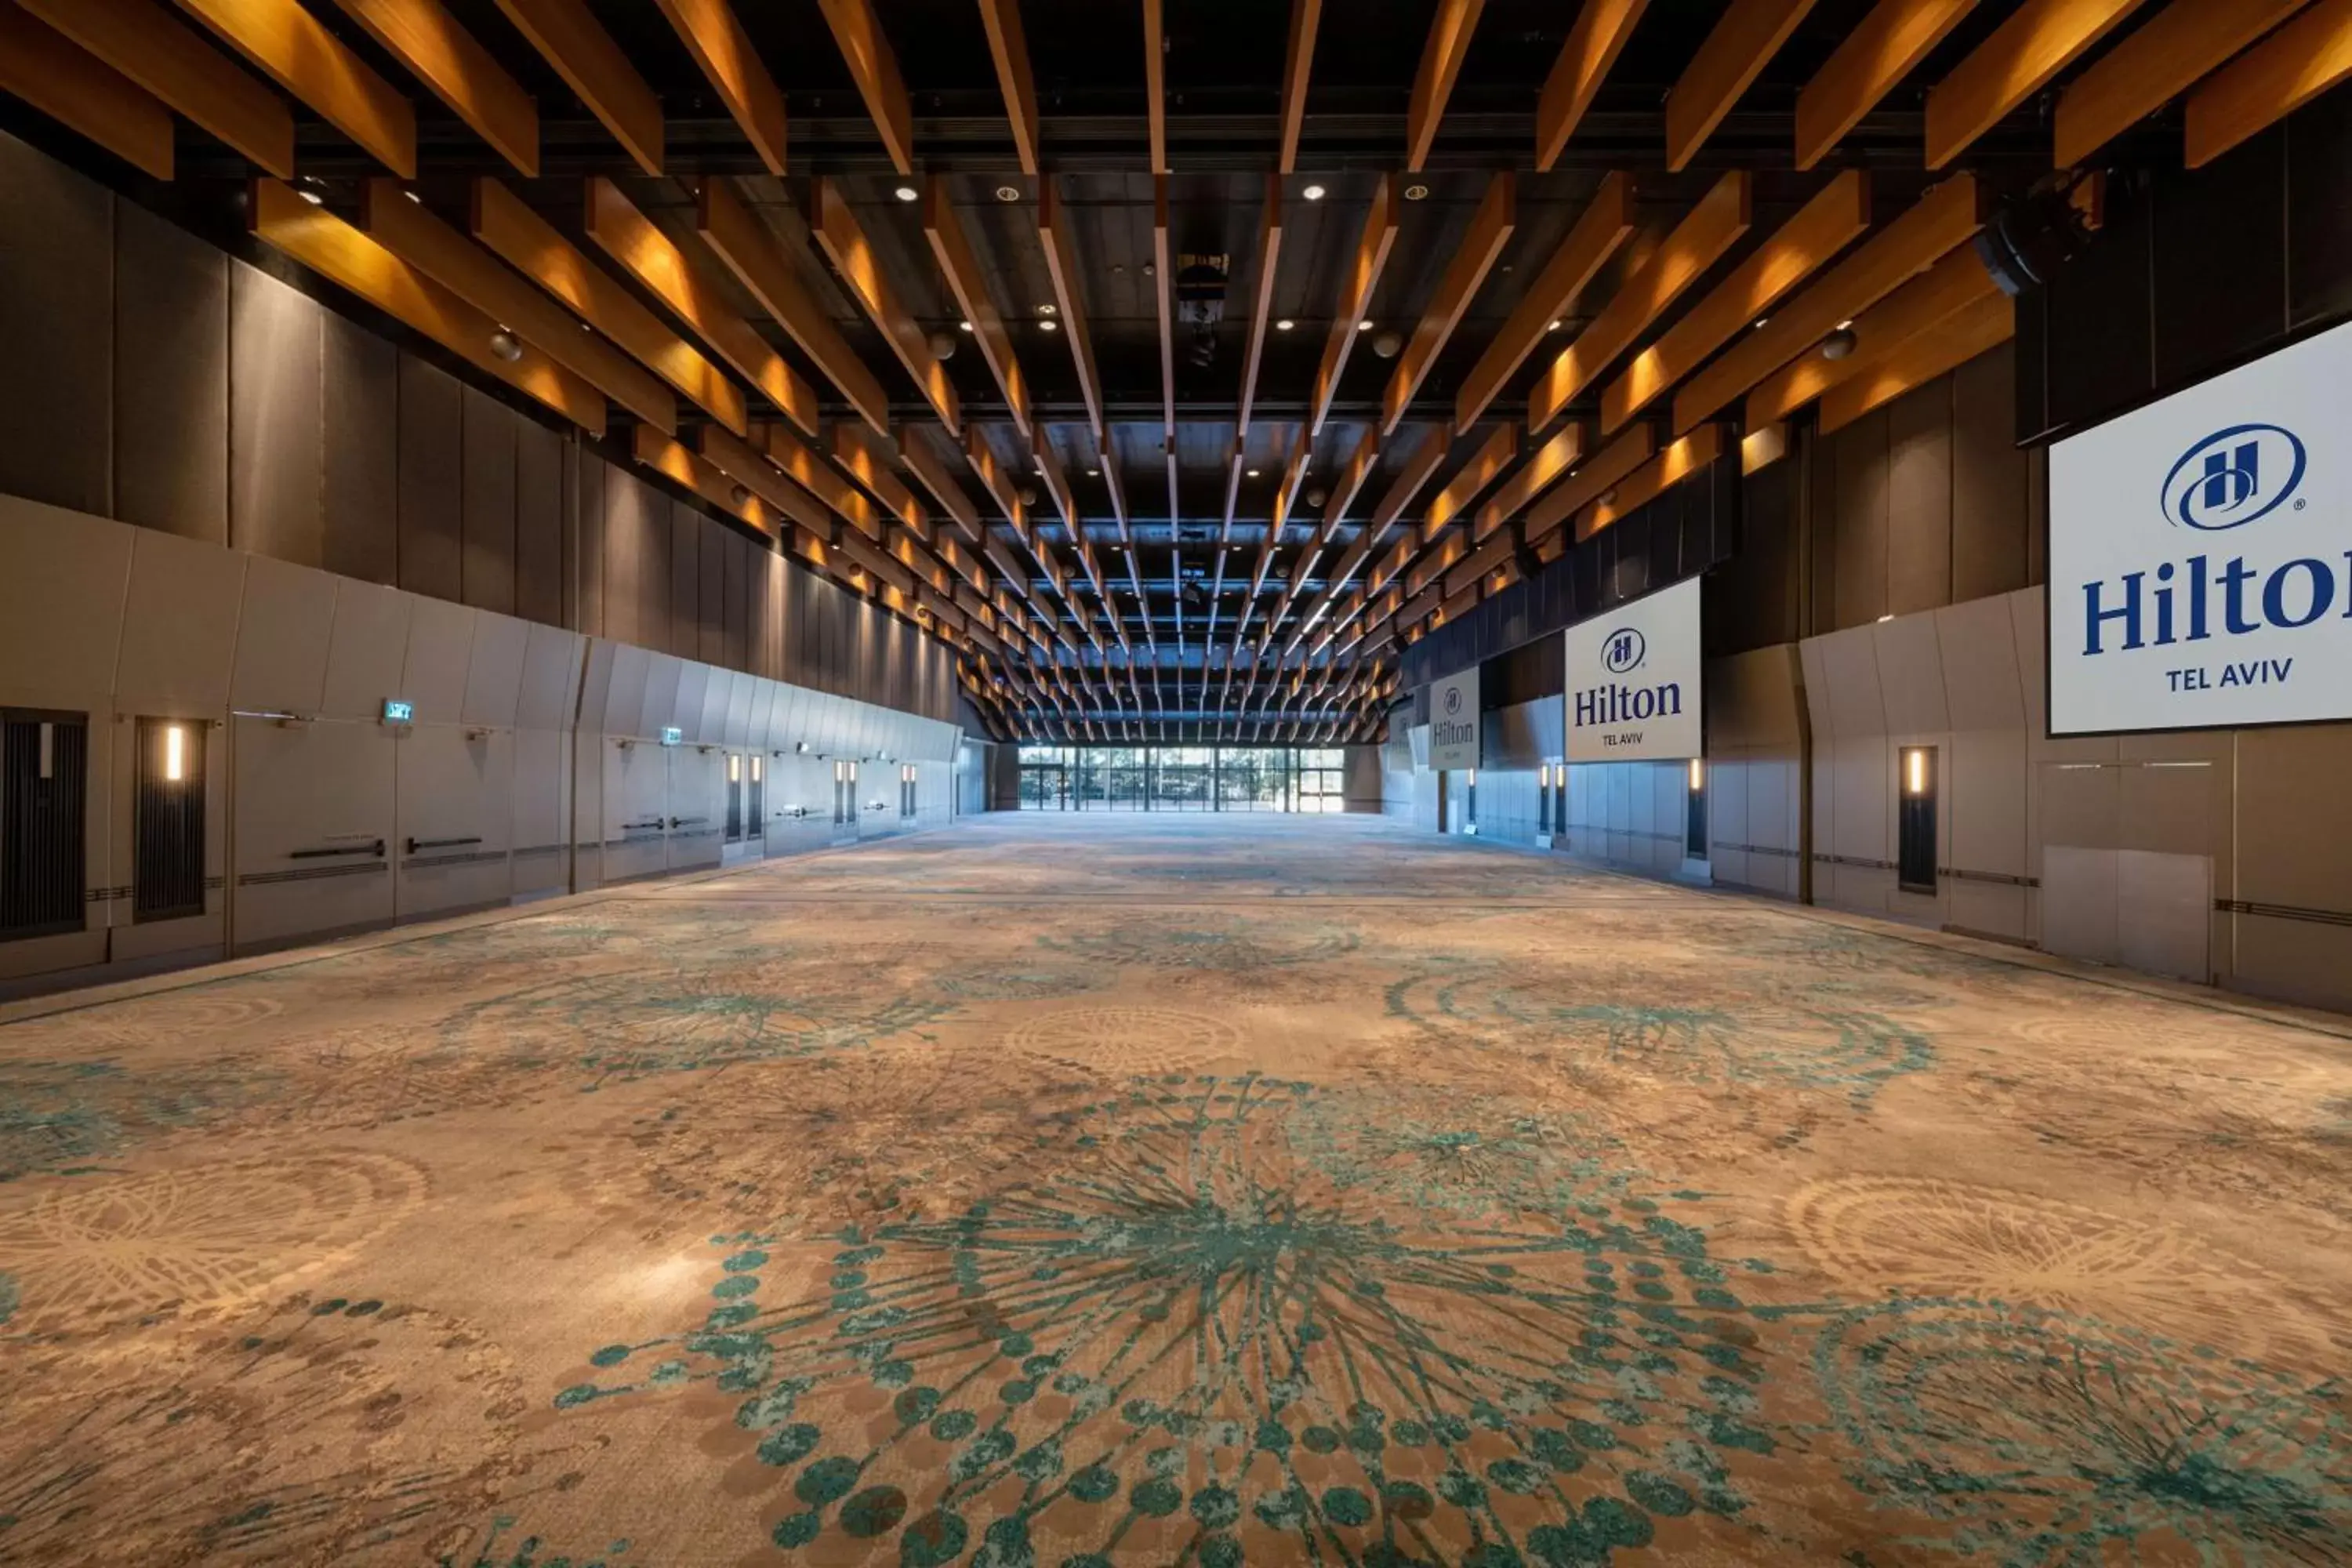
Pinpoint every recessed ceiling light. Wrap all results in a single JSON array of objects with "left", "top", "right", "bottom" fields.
[
  {"left": 1753, "top": 317, "right": 1769, "bottom": 330},
  {"left": 1302, "top": 183, "right": 1327, "bottom": 201},
  {"left": 1835, "top": 318, "right": 1855, "bottom": 331},
  {"left": 1247, "top": 468, "right": 1261, "bottom": 477},
  {"left": 299, "top": 189, "right": 325, "bottom": 206},
  {"left": 1546, "top": 319, "right": 1563, "bottom": 332},
  {"left": 893, "top": 184, "right": 919, "bottom": 202},
  {"left": 959, "top": 319, "right": 975, "bottom": 332},
  {"left": 1276, "top": 318, "right": 1294, "bottom": 331},
  {"left": 1036, "top": 303, "right": 1057, "bottom": 316},
  {"left": 995, "top": 184, "right": 1022, "bottom": 202},
  {"left": 404, "top": 189, "right": 422, "bottom": 205},
  {"left": 1403, "top": 183, "right": 1430, "bottom": 201},
  {"left": 1086, "top": 468, "right": 1099, "bottom": 477},
  {"left": 1358, "top": 319, "right": 1374, "bottom": 332},
  {"left": 1039, "top": 318, "right": 1059, "bottom": 332}
]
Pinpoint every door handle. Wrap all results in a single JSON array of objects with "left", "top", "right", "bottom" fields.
[
  {"left": 290, "top": 840, "right": 385, "bottom": 860},
  {"left": 407, "top": 836, "right": 483, "bottom": 853}
]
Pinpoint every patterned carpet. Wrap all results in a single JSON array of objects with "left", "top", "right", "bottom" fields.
[{"left": 2, "top": 815, "right": 2348, "bottom": 1566}]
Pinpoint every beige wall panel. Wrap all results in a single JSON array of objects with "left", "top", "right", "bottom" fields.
[
  {"left": 0, "top": 129, "right": 112, "bottom": 516},
  {"left": 229, "top": 716, "right": 397, "bottom": 949},
  {"left": 322, "top": 578, "right": 412, "bottom": 722},
  {"left": 400, "top": 593, "right": 476, "bottom": 726},
  {"left": 2227, "top": 915, "right": 2352, "bottom": 1014},
  {"left": 460, "top": 608, "right": 530, "bottom": 728},
  {"left": 2119, "top": 759, "right": 2216, "bottom": 857},
  {"left": 2038, "top": 762, "right": 2122, "bottom": 854},
  {"left": 115, "top": 201, "right": 229, "bottom": 544},
  {"left": 394, "top": 727, "right": 513, "bottom": 918},
  {"left": 117, "top": 527, "right": 245, "bottom": 715},
  {"left": 571, "top": 724, "right": 604, "bottom": 890},
  {"left": 1947, "top": 880, "right": 2027, "bottom": 942},
  {"left": 674, "top": 661, "right": 712, "bottom": 744},
  {"left": 601, "top": 641, "right": 651, "bottom": 738},
  {"left": 517, "top": 622, "right": 584, "bottom": 731},
  {"left": 2232, "top": 724, "right": 2352, "bottom": 916},
  {"left": 0, "top": 495, "right": 132, "bottom": 710},
  {"left": 2116, "top": 848, "right": 2212, "bottom": 982},
  {"left": 227, "top": 263, "right": 324, "bottom": 567},
  {"left": 1872, "top": 612, "right": 1950, "bottom": 735},
  {"left": 229, "top": 553, "right": 336, "bottom": 716},
  {"left": 640, "top": 652, "right": 684, "bottom": 740},
  {"left": 724, "top": 668, "right": 754, "bottom": 747},
  {"left": 575, "top": 637, "right": 615, "bottom": 736},
  {"left": 511, "top": 726, "right": 569, "bottom": 889},
  {"left": 321, "top": 314, "right": 400, "bottom": 586},
  {"left": 1937, "top": 593, "right": 2028, "bottom": 731}
]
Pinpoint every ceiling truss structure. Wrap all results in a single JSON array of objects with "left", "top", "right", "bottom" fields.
[{"left": 3, "top": 0, "right": 2335, "bottom": 743}]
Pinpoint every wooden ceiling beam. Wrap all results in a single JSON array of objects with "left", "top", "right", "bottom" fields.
[
  {"left": 328, "top": 0, "right": 536, "bottom": 176},
  {"left": 1602, "top": 169, "right": 1867, "bottom": 433},
  {"left": 1796, "top": 0, "right": 1977, "bottom": 169},
  {"left": 1405, "top": 0, "right": 1486, "bottom": 172},
  {"left": 1311, "top": 174, "right": 1400, "bottom": 435},
  {"left": 1455, "top": 170, "right": 1631, "bottom": 434},
  {"left": 1744, "top": 241, "right": 1998, "bottom": 426},
  {"left": 1472, "top": 421, "right": 1585, "bottom": 543},
  {"left": 360, "top": 179, "right": 675, "bottom": 431},
  {"left": 2183, "top": 0, "right": 2352, "bottom": 167},
  {"left": 1385, "top": 172, "right": 1515, "bottom": 434},
  {"left": 1667, "top": 0, "right": 1822, "bottom": 169},
  {"left": 176, "top": 0, "right": 416, "bottom": 176},
  {"left": 808, "top": 176, "right": 961, "bottom": 434},
  {"left": 0, "top": 8, "right": 176, "bottom": 180},
  {"left": 1143, "top": 0, "right": 1168, "bottom": 173},
  {"left": 1038, "top": 181, "right": 1109, "bottom": 451},
  {"left": 764, "top": 423, "right": 885, "bottom": 542},
  {"left": 833, "top": 425, "right": 925, "bottom": 535},
  {"left": 637, "top": 426, "right": 778, "bottom": 535},
  {"left": 470, "top": 176, "right": 744, "bottom": 433},
  {"left": 252, "top": 178, "right": 602, "bottom": 433},
  {"left": 1584, "top": 425, "right": 1724, "bottom": 536},
  {"left": 923, "top": 179, "right": 1033, "bottom": 439},
  {"left": 486, "top": 0, "right": 660, "bottom": 175},
  {"left": 696, "top": 176, "right": 892, "bottom": 436},
  {"left": 1523, "top": 425, "right": 1653, "bottom": 543},
  {"left": 1536, "top": 0, "right": 1650, "bottom": 170},
  {"left": 21, "top": 0, "right": 292, "bottom": 176},
  {"left": 901, "top": 429, "right": 985, "bottom": 546},
  {"left": 1530, "top": 171, "right": 1751, "bottom": 434},
  {"left": 816, "top": 0, "right": 916, "bottom": 175},
  {"left": 1673, "top": 171, "right": 1980, "bottom": 434},
  {"left": 584, "top": 176, "right": 817, "bottom": 434},
  {"left": 652, "top": 0, "right": 787, "bottom": 175},
  {"left": 1234, "top": 177, "right": 1287, "bottom": 443},
  {"left": 1279, "top": 0, "right": 1323, "bottom": 172},
  {"left": 2056, "top": 0, "right": 2310, "bottom": 167},
  {"left": 694, "top": 423, "right": 832, "bottom": 535},
  {"left": 1818, "top": 289, "right": 2014, "bottom": 432},
  {"left": 1421, "top": 423, "right": 1519, "bottom": 541},
  {"left": 1152, "top": 176, "right": 1178, "bottom": 445},
  {"left": 976, "top": 0, "right": 1041, "bottom": 176},
  {"left": 1926, "top": 0, "right": 2151, "bottom": 169}
]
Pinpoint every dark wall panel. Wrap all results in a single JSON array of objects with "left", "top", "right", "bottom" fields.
[
  {"left": 2154, "top": 129, "right": 2286, "bottom": 390},
  {"left": 604, "top": 470, "right": 653, "bottom": 648},
  {"left": 114, "top": 201, "right": 227, "bottom": 543},
  {"left": 575, "top": 445, "right": 604, "bottom": 638},
  {"left": 0, "top": 131, "right": 112, "bottom": 515},
  {"left": 724, "top": 531, "right": 750, "bottom": 673},
  {"left": 1951, "top": 343, "right": 2030, "bottom": 604},
  {"left": 637, "top": 491, "right": 669, "bottom": 656},
  {"left": 2287, "top": 85, "right": 2352, "bottom": 328},
  {"left": 515, "top": 419, "right": 562, "bottom": 627},
  {"left": 1831, "top": 409, "right": 1889, "bottom": 630},
  {"left": 669, "top": 502, "right": 699, "bottom": 659},
  {"left": 1885, "top": 379, "right": 1952, "bottom": 618},
  {"left": 228, "top": 265, "right": 325, "bottom": 567},
  {"left": 460, "top": 387, "right": 517, "bottom": 615},
  {"left": 699, "top": 520, "right": 726, "bottom": 665},
  {"left": 321, "top": 314, "right": 399, "bottom": 584},
  {"left": 397, "top": 357, "right": 463, "bottom": 602}
]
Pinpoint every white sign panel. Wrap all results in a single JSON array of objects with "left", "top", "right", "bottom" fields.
[
  {"left": 1564, "top": 575, "right": 1704, "bottom": 762},
  {"left": 2050, "top": 318, "right": 2352, "bottom": 735},
  {"left": 1428, "top": 667, "right": 1479, "bottom": 771}
]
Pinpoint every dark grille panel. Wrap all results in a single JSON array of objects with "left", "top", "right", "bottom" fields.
[
  {"left": 2, "top": 711, "right": 89, "bottom": 942},
  {"left": 134, "top": 717, "right": 206, "bottom": 923}
]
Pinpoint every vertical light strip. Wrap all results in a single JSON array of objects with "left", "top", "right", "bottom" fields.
[{"left": 165, "top": 724, "right": 186, "bottom": 782}]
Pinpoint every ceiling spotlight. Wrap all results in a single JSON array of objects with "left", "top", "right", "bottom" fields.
[
  {"left": 927, "top": 328, "right": 958, "bottom": 361},
  {"left": 1276, "top": 318, "right": 1294, "bottom": 331},
  {"left": 1247, "top": 467, "right": 1262, "bottom": 478},
  {"left": 1305, "top": 487, "right": 1328, "bottom": 508},
  {"left": 1017, "top": 485, "right": 1039, "bottom": 506},
  {"left": 488, "top": 328, "right": 523, "bottom": 362},
  {"left": 1403, "top": 183, "right": 1430, "bottom": 201},
  {"left": 1086, "top": 468, "right": 1100, "bottom": 477},
  {"left": 1752, "top": 317, "right": 1769, "bottom": 330},
  {"left": 894, "top": 184, "right": 920, "bottom": 202},
  {"left": 995, "top": 184, "right": 1022, "bottom": 202},
  {"left": 1546, "top": 318, "right": 1564, "bottom": 332},
  {"left": 404, "top": 189, "right": 422, "bottom": 205},
  {"left": 729, "top": 482, "right": 751, "bottom": 506},
  {"left": 1371, "top": 329, "right": 1404, "bottom": 360},
  {"left": 1039, "top": 318, "right": 1059, "bottom": 332},
  {"left": 1358, "top": 318, "right": 1374, "bottom": 332},
  {"left": 1302, "top": 183, "right": 1327, "bottom": 201},
  {"left": 959, "top": 319, "right": 975, "bottom": 332},
  {"left": 1036, "top": 303, "right": 1058, "bottom": 316},
  {"left": 1820, "top": 327, "right": 1858, "bottom": 361},
  {"left": 1836, "top": 318, "right": 1855, "bottom": 331},
  {"left": 299, "top": 188, "right": 325, "bottom": 206}
]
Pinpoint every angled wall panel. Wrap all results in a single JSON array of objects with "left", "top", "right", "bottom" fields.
[
  {"left": 228, "top": 263, "right": 324, "bottom": 567},
  {"left": 0, "top": 130, "right": 111, "bottom": 516},
  {"left": 115, "top": 201, "right": 229, "bottom": 544}
]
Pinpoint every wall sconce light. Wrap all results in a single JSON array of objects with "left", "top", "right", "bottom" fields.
[
  {"left": 164, "top": 724, "right": 186, "bottom": 782},
  {"left": 728, "top": 754, "right": 742, "bottom": 782},
  {"left": 1903, "top": 746, "right": 1931, "bottom": 797},
  {"left": 1688, "top": 757, "right": 1704, "bottom": 791}
]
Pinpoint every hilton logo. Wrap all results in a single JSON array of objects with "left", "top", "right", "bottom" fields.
[
  {"left": 2162, "top": 423, "right": 2306, "bottom": 531},
  {"left": 1443, "top": 686, "right": 1462, "bottom": 716},
  {"left": 1601, "top": 626, "right": 1646, "bottom": 674}
]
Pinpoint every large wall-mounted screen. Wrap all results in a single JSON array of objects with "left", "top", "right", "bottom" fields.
[{"left": 2049, "top": 319, "right": 2350, "bottom": 736}]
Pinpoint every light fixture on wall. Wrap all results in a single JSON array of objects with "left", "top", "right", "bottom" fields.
[
  {"left": 164, "top": 725, "right": 186, "bottom": 782},
  {"left": 728, "top": 754, "right": 741, "bottom": 782},
  {"left": 1302, "top": 183, "right": 1326, "bottom": 201},
  {"left": 1688, "top": 757, "right": 1704, "bottom": 791},
  {"left": 894, "top": 184, "right": 919, "bottom": 202},
  {"left": 796, "top": 741, "right": 808, "bottom": 753},
  {"left": 1903, "top": 747, "right": 1930, "bottom": 797},
  {"left": 1820, "top": 325, "right": 1857, "bottom": 360}
]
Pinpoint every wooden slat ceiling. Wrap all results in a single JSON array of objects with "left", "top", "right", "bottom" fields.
[{"left": 3, "top": 0, "right": 2329, "bottom": 742}]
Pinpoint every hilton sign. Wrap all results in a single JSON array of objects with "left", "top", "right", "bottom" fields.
[{"left": 1428, "top": 667, "right": 1479, "bottom": 770}]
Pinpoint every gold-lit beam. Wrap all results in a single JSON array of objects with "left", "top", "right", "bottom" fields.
[
  {"left": 1279, "top": 0, "right": 1323, "bottom": 172},
  {"left": 1385, "top": 172, "right": 1515, "bottom": 434},
  {"left": 652, "top": 0, "right": 786, "bottom": 174},
  {"left": 488, "top": 0, "right": 659, "bottom": 174},
  {"left": 808, "top": 176, "right": 961, "bottom": 434},
  {"left": 1602, "top": 169, "right": 1867, "bottom": 433},
  {"left": 1667, "top": 0, "right": 1820, "bottom": 169},
  {"left": 637, "top": 425, "right": 778, "bottom": 535},
  {"left": 696, "top": 177, "right": 892, "bottom": 437},
  {"left": 584, "top": 176, "right": 817, "bottom": 434},
  {"left": 1925, "top": 0, "right": 2151, "bottom": 169},
  {"left": 1143, "top": 0, "right": 1168, "bottom": 173},
  {"left": 1819, "top": 289, "right": 2013, "bottom": 432},
  {"left": 2056, "top": 0, "right": 2308, "bottom": 166},
  {"left": 923, "top": 179, "right": 1033, "bottom": 438},
  {"left": 1311, "top": 174, "right": 1399, "bottom": 434},
  {"left": 0, "top": 8, "right": 175, "bottom": 180},
  {"left": 1152, "top": 176, "right": 1178, "bottom": 448},
  {"left": 1744, "top": 242, "right": 1998, "bottom": 426},
  {"left": 1523, "top": 424, "right": 1652, "bottom": 544},
  {"left": 328, "top": 0, "right": 536, "bottom": 175},
  {"left": 1455, "top": 171, "right": 1630, "bottom": 433},
  {"left": 2183, "top": 0, "right": 2352, "bottom": 167},
  {"left": 1472, "top": 422, "right": 1584, "bottom": 543},
  {"left": 21, "top": 0, "right": 292, "bottom": 175},
  {"left": 833, "top": 425, "right": 925, "bottom": 535},
  {"left": 1796, "top": 0, "right": 1977, "bottom": 168},
  {"left": 1421, "top": 423, "right": 1519, "bottom": 541},
  {"left": 816, "top": 0, "right": 916, "bottom": 174},
  {"left": 902, "top": 427, "right": 985, "bottom": 545},
  {"left": 252, "top": 178, "right": 601, "bottom": 433},
  {"left": 976, "top": 0, "right": 1040, "bottom": 175},
  {"left": 764, "top": 423, "right": 887, "bottom": 542},
  {"left": 1038, "top": 181, "right": 1109, "bottom": 449},
  {"left": 176, "top": 0, "right": 416, "bottom": 176},
  {"left": 694, "top": 423, "right": 833, "bottom": 535},
  {"left": 1405, "top": 0, "right": 1485, "bottom": 171},
  {"left": 1673, "top": 172, "right": 1978, "bottom": 434},
  {"left": 1530, "top": 170, "right": 1751, "bottom": 434},
  {"left": 1536, "top": 0, "right": 1649, "bottom": 170},
  {"left": 1584, "top": 425, "right": 1724, "bottom": 535},
  {"left": 361, "top": 179, "right": 674, "bottom": 430},
  {"left": 470, "top": 176, "right": 744, "bottom": 433}
]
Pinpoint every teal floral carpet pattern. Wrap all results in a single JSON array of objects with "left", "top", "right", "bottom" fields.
[{"left": 1, "top": 814, "right": 2348, "bottom": 1564}]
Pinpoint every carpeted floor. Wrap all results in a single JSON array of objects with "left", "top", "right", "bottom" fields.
[{"left": 2, "top": 815, "right": 2348, "bottom": 1566}]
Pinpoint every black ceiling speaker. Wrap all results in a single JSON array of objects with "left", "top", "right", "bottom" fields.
[
  {"left": 1972, "top": 180, "right": 2095, "bottom": 297},
  {"left": 1176, "top": 253, "right": 1229, "bottom": 368}
]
